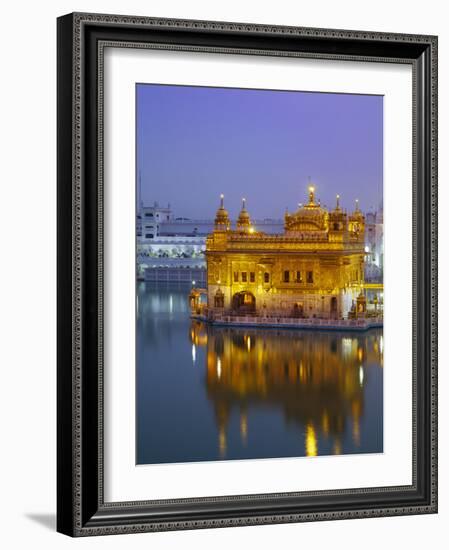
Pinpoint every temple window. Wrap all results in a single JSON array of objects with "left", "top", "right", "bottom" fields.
[
  {"left": 250, "top": 272, "right": 255, "bottom": 283},
  {"left": 233, "top": 272, "right": 239, "bottom": 283},
  {"left": 307, "top": 271, "right": 314, "bottom": 283},
  {"left": 241, "top": 272, "right": 248, "bottom": 282},
  {"left": 264, "top": 272, "right": 270, "bottom": 283},
  {"left": 283, "top": 270, "right": 290, "bottom": 283},
  {"left": 296, "top": 271, "right": 302, "bottom": 283}
]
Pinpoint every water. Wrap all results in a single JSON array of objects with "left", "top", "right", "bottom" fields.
[{"left": 137, "top": 282, "right": 383, "bottom": 464}]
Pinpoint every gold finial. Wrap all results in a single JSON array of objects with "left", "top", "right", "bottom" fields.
[
  {"left": 355, "top": 198, "right": 360, "bottom": 212},
  {"left": 336, "top": 194, "right": 340, "bottom": 209},
  {"left": 308, "top": 185, "right": 315, "bottom": 204},
  {"left": 242, "top": 197, "right": 246, "bottom": 209},
  {"left": 220, "top": 193, "right": 224, "bottom": 208}
]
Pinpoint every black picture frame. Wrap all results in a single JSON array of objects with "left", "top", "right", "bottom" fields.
[{"left": 57, "top": 12, "right": 438, "bottom": 537}]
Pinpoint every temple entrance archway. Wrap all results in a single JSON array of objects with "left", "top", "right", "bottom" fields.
[
  {"left": 292, "top": 302, "right": 304, "bottom": 318},
  {"left": 214, "top": 289, "right": 225, "bottom": 308},
  {"left": 232, "top": 291, "right": 256, "bottom": 314},
  {"left": 330, "top": 296, "right": 338, "bottom": 319}
]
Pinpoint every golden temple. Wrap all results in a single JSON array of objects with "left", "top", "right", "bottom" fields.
[{"left": 200, "top": 186, "right": 371, "bottom": 321}]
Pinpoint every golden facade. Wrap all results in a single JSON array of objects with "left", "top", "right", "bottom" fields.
[{"left": 205, "top": 187, "right": 366, "bottom": 320}]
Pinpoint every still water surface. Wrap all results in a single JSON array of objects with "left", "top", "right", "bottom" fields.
[{"left": 137, "top": 283, "right": 383, "bottom": 464}]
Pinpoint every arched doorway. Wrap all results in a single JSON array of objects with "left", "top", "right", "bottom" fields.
[
  {"left": 330, "top": 296, "right": 338, "bottom": 319},
  {"left": 292, "top": 302, "right": 304, "bottom": 318},
  {"left": 214, "top": 289, "right": 224, "bottom": 308},
  {"left": 232, "top": 291, "right": 256, "bottom": 314}
]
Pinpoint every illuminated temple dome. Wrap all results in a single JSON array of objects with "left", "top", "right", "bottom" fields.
[
  {"left": 284, "top": 185, "right": 329, "bottom": 232},
  {"left": 236, "top": 198, "right": 252, "bottom": 233},
  {"left": 214, "top": 194, "right": 231, "bottom": 231}
]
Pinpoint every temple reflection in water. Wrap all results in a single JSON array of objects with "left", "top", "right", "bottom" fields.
[
  {"left": 136, "top": 284, "right": 383, "bottom": 465},
  {"left": 190, "top": 320, "right": 383, "bottom": 459}
]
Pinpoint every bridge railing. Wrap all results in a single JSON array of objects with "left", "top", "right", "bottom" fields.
[{"left": 207, "top": 312, "right": 382, "bottom": 328}]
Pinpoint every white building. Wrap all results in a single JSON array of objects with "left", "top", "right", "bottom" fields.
[
  {"left": 137, "top": 202, "right": 172, "bottom": 242},
  {"left": 364, "top": 209, "right": 383, "bottom": 282}
]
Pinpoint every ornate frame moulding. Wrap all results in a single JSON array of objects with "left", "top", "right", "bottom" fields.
[{"left": 57, "top": 12, "right": 437, "bottom": 537}]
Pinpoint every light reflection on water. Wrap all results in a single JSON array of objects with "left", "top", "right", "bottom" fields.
[{"left": 137, "top": 283, "right": 383, "bottom": 465}]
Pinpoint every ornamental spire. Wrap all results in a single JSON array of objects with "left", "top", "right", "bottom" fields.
[
  {"left": 308, "top": 185, "right": 315, "bottom": 205},
  {"left": 237, "top": 196, "right": 251, "bottom": 232},
  {"left": 214, "top": 193, "right": 230, "bottom": 231}
]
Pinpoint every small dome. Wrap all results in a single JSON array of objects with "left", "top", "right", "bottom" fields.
[
  {"left": 236, "top": 198, "right": 251, "bottom": 231},
  {"left": 238, "top": 209, "right": 250, "bottom": 222},
  {"left": 214, "top": 194, "right": 230, "bottom": 231},
  {"left": 329, "top": 194, "right": 347, "bottom": 231}
]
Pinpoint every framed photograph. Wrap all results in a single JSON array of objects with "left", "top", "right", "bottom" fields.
[{"left": 57, "top": 12, "right": 438, "bottom": 536}]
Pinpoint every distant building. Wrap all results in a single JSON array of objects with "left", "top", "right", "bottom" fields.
[
  {"left": 157, "top": 218, "right": 284, "bottom": 237},
  {"left": 137, "top": 202, "right": 209, "bottom": 283},
  {"left": 137, "top": 235, "right": 207, "bottom": 283},
  {"left": 137, "top": 202, "right": 172, "bottom": 242},
  {"left": 204, "top": 188, "right": 370, "bottom": 320},
  {"left": 364, "top": 208, "right": 383, "bottom": 282},
  {"left": 137, "top": 203, "right": 283, "bottom": 244}
]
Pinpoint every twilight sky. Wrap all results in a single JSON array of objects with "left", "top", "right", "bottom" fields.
[{"left": 136, "top": 84, "right": 383, "bottom": 219}]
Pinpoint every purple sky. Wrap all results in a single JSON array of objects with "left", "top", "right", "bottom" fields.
[{"left": 136, "top": 84, "right": 383, "bottom": 219}]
